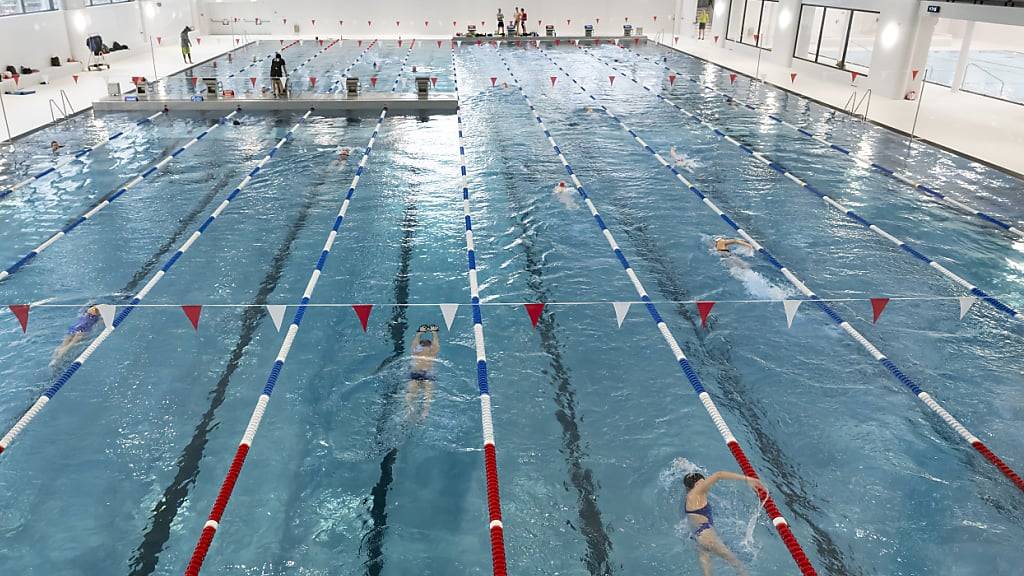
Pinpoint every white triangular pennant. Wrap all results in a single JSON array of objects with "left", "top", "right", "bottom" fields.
[
  {"left": 496, "top": 40, "right": 502, "bottom": 48},
  {"left": 783, "top": 300, "right": 802, "bottom": 328},
  {"left": 958, "top": 296, "right": 977, "bottom": 320},
  {"left": 266, "top": 304, "right": 287, "bottom": 331},
  {"left": 440, "top": 303, "right": 459, "bottom": 330},
  {"left": 612, "top": 302, "right": 631, "bottom": 328},
  {"left": 96, "top": 304, "right": 116, "bottom": 328},
  {"left": 457, "top": 40, "right": 463, "bottom": 47}
]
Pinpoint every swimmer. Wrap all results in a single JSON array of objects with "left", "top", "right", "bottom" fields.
[
  {"left": 585, "top": 106, "right": 594, "bottom": 113},
  {"left": 50, "top": 140, "right": 64, "bottom": 154},
  {"left": 670, "top": 146, "right": 698, "bottom": 172},
  {"left": 406, "top": 324, "right": 440, "bottom": 421},
  {"left": 232, "top": 119, "right": 241, "bottom": 126},
  {"left": 50, "top": 306, "right": 102, "bottom": 368},
  {"left": 553, "top": 180, "right": 578, "bottom": 210},
  {"left": 714, "top": 237, "right": 753, "bottom": 254},
  {"left": 502, "top": 82, "right": 509, "bottom": 89},
  {"left": 684, "top": 471, "right": 763, "bottom": 576}
]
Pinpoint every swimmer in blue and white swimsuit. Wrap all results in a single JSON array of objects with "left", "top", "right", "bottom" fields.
[
  {"left": 683, "top": 471, "right": 762, "bottom": 576},
  {"left": 51, "top": 306, "right": 102, "bottom": 367},
  {"left": 406, "top": 324, "right": 440, "bottom": 421}
]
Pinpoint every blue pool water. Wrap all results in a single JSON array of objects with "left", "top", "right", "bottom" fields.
[{"left": 1, "top": 41, "right": 1023, "bottom": 576}]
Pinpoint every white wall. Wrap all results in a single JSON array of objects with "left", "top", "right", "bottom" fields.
[
  {"left": 197, "top": 0, "right": 677, "bottom": 37},
  {"left": 0, "top": 10, "right": 71, "bottom": 71},
  {"left": 0, "top": 0, "right": 195, "bottom": 73}
]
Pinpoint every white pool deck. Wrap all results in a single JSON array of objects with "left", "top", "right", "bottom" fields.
[{"left": 661, "top": 36, "right": 1024, "bottom": 176}]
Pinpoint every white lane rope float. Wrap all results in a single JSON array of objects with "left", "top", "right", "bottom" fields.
[
  {"left": 493, "top": 49, "right": 819, "bottom": 575},
  {"left": 624, "top": 46, "right": 1024, "bottom": 243},
  {"left": 183, "top": 107, "right": 388, "bottom": 576},
  {"left": 0, "top": 109, "right": 312, "bottom": 457},
  {"left": 0, "top": 108, "right": 241, "bottom": 283},
  {"left": 583, "top": 48, "right": 1023, "bottom": 323},
  {"left": 452, "top": 49, "right": 509, "bottom": 576},
  {"left": 535, "top": 48, "right": 1024, "bottom": 494},
  {"left": 0, "top": 109, "right": 166, "bottom": 202}
]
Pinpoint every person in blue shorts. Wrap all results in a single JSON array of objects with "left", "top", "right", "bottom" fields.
[
  {"left": 406, "top": 323, "right": 440, "bottom": 420},
  {"left": 683, "top": 471, "right": 761, "bottom": 575},
  {"left": 51, "top": 306, "right": 102, "bottom": 367}
]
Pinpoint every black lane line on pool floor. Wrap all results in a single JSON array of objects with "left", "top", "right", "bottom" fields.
[
  {"left": 358, "top": 195, "right": 418, "bottom": 576},
  {"left": 506, "top": 50, "right": 859, "bottom": 575},
  {"left": 480, "top": 91, "right": 616, "bottom": 574},
  {"left": 127, "top": 121, "right": 333, "bottom": 576}
]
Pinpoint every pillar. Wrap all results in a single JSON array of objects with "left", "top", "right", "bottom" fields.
[
  {"left": 769, "top": 0, "right": 802, "bottom": 67},
  {"left": 950, "top": 20, "right": 975, "bottom": 92},
  {"left": 868, "top": 2, "right": 926, "bottom": 99}
]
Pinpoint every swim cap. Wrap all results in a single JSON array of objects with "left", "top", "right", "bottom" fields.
[{"left": 683, "top": 472, "right": 705, "bottom": 489}]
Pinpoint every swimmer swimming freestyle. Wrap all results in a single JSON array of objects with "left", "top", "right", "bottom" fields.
[
  {"left": 406, "top": 323, "right": 440, "bottom": 421},
  {"left": 51, "top": 306, "right": 103, "bottom": 368}
]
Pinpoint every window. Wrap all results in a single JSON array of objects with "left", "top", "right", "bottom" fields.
[
  {"left": 794, "top": 5, "right": 879, "bottom": 75},
  {"left": 0, "top": 0, "right": 56, "bottom": 16},
  {"left": 726, "top": 0, "right": 779, "bottom": 50},
  {"left": 88, "top": 0, "right": 134, "bottom": 4}
]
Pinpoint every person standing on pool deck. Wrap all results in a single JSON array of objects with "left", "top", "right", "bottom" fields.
[
  {"left": 51, "top": 306, "right": 102, "bottom": 367},
  {"left": 497, "top": 8, "right": 505, "bottom": 35},
  {"left": 697, "top": 10, "right": 710, "bottom": 40},
  {"left": 683, "top": 471, "right": 761, "bottom": 576},
  {"left": 180, "top": 26, "right": 193, "bottom": 64},
  {"left": 270, "top": 53, "right": 287, "bottom": 98},
  {"left": 520, "top": 7, "right": 528, "bottom": 35},
  {"left": 406, "top": 324, "right": 440, "bottom": 421}
]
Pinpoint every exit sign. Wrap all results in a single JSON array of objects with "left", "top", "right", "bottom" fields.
[{"left": 927, "top": 5, "right": 941, "bottom": 13}]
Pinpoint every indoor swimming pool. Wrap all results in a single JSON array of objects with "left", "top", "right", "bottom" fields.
[{"left": 1, "top": 39, "right": 1022, "bottom": 576}]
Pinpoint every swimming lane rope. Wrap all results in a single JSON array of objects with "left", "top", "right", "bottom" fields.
[{"left": 493, "top": 49, "right": 819, "bottom": 575}]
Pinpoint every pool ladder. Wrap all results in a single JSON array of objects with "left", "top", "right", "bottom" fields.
[
  {"left": 48, "top": 89, "right": 75, "bottom": 125},
  {"left": 843, "top": 88, "right": 871, "bottom": 120}
]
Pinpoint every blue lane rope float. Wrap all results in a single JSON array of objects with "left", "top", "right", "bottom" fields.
[
  {"left": 493, "top": 49, "right": 819, "bottom": 575},
  {"left": 391, "top": 40, "right": 417, "bottom": 92},
  {"left": 183, "top": 107, "right": 388, "bottom": 575},
  {"left": 452, "top": 49, "right": 509, "bottom": 576},
  {"left": 534, "top": 48, "right": 1024, "bottom": 494},
  {"left": 0, "top": 109, "right": 312, "bottom": 457},
  {"left": 623, "top": 46, "right": 1024, "bottom": 243},
  {"left": 0, "top": 108, "right": 241, "bottom": 283},
  {"left": 583, "top": 48, "right": 1022, "bottom": 322},
  {"left": 0, "top": 109, "right": 166, "bottom": 202}
]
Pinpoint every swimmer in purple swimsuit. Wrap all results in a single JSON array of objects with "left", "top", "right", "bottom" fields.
[
  {"left": 406, "top": 323, "right": 440, "bottom": 421},
  {"left": 683, "top": 471, "right": 762, "bottom": 575},
  {"left": 51, "top": 306, "right": 102, "bottom": 367}
]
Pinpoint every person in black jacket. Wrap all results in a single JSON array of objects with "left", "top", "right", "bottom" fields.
[{"left": 270, "top": 53, "right": 286, "bottom": 97}]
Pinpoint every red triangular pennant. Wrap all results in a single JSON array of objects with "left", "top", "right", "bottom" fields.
[
  {"left": 352, "top": 304, "right": 373, "bottom": 332},
  {"left": 851, "top": 71, "right": 859, "bottom": 81},
  {"left": 196, "top": 37, "right": 201, "bottom": 45},
  {"left": 191, "top": 76, "right": 199, "bottom": 88},
  {"left": 309, "top": 76, "right": 317, "bottom": 87},
  {"left": 425, "top": 20, "right": 429, "bottom": 27},
  {"left": 396, "top": 20, "right": 401, "bottom": 27},
  {"left": 182, "top": 305, "right": 202, "bottom": 331},
  {"left": 12, "top": 74, "right": 19, "bottom": 86},
  {"left": 249, "top": 77, "right": 257, "bottom": 87},
  {"left": 596, "top": 17, "right": 600, "bottom": 24},
  {"left": 430, "top": 77, "right": 438, "bottom": 87},
  {"left": 729, "top": 73, "right": 737, "bottom": 84},
  {"left": 653, "top": 15, "right": 658, "bottom": 21},
  {"left": 398, "top": 39, "right": 403, "bottom": 47},
  {"left": 156, "top": 36, "right": 162, "bottom": 45},
  {"left": 669, "top": 74, "right": 676, "bottom": 85},
  {"left": 790, "top": 72, "right": 798, "bottom": 83},
  {"left": 311, "top": 19, "right": 316, "bottom": 26},
  {"left": 368, "top": 20, "right": 372, "bottom": 27},
  {"left": 550, "top": 76, "right": 557, "bottom": 86},
  {"left": 912, "top": 69, "right": 920, "bottom": 80},
  {"left": 525, "top": 303, "right": 545, "bottom": 328},
  {"left": 319, "top": 39, "right": 324, "bottom": 47},
  {"left": 634, "top": 38, "right": 640, "bottom": 46},
  {"left": 608, "top": 75, "right": 615, "bottom": 85},
  {"left": 452, "top": 20, "right": 457, "bottom": 27},
  {"left": 370, "top": 76, "right": 378, "bottom": 87},
  {"left": 490, "top": 77, "right": 497, "bottom": 86},
  {"left": 567, "top": 19, "right": 571, "bottom": 26},
  {"left": 555, "top": 39, "right": 560, "bottom": 46},
  {"left": 72, "top": 74, "right": 79, "bottom": 84},
  {"left": 871, "top": 298, "right": 889, "bottom": 324},
  {"left": 282, "top": 18, "right": 287, "bottom": 24},
  {"left": 357, "top": 39, "right": 362, "bottom": 47},
  {"left": 674, "top": 36, "right": 679, "bottom": 44},
  {"left": 476, "top": 39, "right": 482, "bottom": 46},
  {"left": 714, "top": 35, "right": 719, "bottom": 43},
  {"left": 437, "top": 39, "right": 442, "bottom": 48},
  {"left": 697, "top": 301, "right": 715, "bottom": 328},
  {"left": 8, "top": 304, "right": 29, "bottom": 332}
]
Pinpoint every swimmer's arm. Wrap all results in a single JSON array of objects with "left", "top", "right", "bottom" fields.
[
  {"left": 429, "top": 328, "right": 441, "bottom": 356},
  {"left": 737, "top": 239, "right": 753, "bottom": 249},
  {"left": 693, "top": 471, "right": 762, "bottom": 496},
  {"left": 409, "top": 328, "right": 425, "bottom": 351}
]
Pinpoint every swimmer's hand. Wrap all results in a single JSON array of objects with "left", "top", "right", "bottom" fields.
[{"left": 745, "top": 477, "right": 764, "bottom": 492}]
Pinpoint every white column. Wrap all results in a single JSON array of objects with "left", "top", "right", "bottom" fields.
[
  {"left": 867, "top": 1, "right": 925, "bottom": 99},
  {"left": 903, "top": 9, "right": 938, "bottom": 99},
  {"left": 769, "top": 0, "right": 801, "bottom": 67},
  {"left": 711, "top": 0, "right": 729, "bottom": 48},
  {"left": 678, "top": 0, "right": 698, "bottom": 40},
  {"left": 950, "top": 20, "right": 975, "bottom": 92}
]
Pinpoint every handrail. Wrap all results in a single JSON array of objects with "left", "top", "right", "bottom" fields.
[
  {"left": 843, "top": 89, "right": 857, "bottom": 112},
  {"left": 854, "top": 88, "right": 871, "bottom": 119},
  {"left": 48, "top": 98, "right": 67, "bottom": 123},
  {"left": 59, "top": 89, "right": 75, "bottom": 115},
  {"left": 965, "top": 62, "right": 1005, "bottom": 96}
]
